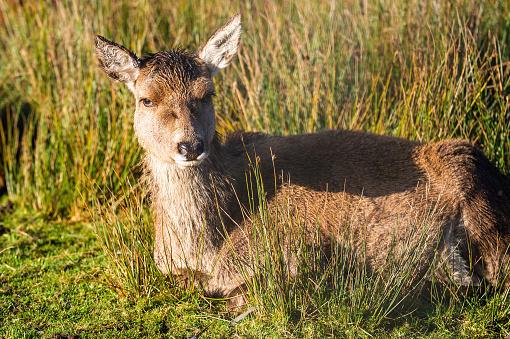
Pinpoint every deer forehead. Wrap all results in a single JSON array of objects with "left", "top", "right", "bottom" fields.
[{"left": 136, "top": 50, "right": 215, "bottom": 101}]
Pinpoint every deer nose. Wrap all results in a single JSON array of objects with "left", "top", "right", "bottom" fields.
[{"left": 177, "top": 141, "right": 204, "bottom": 160}]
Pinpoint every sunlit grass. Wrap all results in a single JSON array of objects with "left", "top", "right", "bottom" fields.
[{"left": 0, "top": 0, "right": 508, "bottom": 217}]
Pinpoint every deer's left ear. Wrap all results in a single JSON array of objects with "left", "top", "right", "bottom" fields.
[{"left": 197, "top": 14, "right": 242, "bottom": 77}]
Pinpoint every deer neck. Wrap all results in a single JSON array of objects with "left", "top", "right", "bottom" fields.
[{"left": 144, "top": 138, "right": 236, "bottom": 256}]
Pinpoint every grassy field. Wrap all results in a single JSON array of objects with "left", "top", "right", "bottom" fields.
[{"left": 1, "top": 0, "right": 510, "bottom": 337}]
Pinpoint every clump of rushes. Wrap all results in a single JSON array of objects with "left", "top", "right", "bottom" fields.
[
  {"left": 90, "top": 175, "right": 185, "bottom": 301},
  {"left": 229, "top": 156, "right": 446, "bottom": 328}
]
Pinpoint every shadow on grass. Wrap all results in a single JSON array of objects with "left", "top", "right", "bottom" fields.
[{"left": 0, "top": 100, "right": 34, "bottom": 196}]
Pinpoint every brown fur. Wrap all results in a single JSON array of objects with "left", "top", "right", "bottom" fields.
[{"left": 95, "top": 15, "right": 510, "bottom": 309}]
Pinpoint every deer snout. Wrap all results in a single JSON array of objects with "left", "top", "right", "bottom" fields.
[{"left": 177, "top": 140, "right": 205, "bottom": 161}]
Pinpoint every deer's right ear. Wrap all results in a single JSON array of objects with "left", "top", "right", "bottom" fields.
[{"left": 94, "top": 35, "right": 140, "bottom": 92}]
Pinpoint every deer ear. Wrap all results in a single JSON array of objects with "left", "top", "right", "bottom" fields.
[
  {"left": 94, "top": 35, "right": 140, "bottom": 92},
  {"left": 197, "top": 14, "right": 242, "bottom": 77}
]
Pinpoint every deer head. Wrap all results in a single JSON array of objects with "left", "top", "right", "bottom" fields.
[{"left": 95, "top": 15, "right": 242, "bottom": 168}]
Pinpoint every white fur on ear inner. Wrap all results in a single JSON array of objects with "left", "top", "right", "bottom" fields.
[
  {"left": 95, "top": 35, "right": 140, "bottom": 92},
  {"left": 197, "top": 14, "right": 242, "bottom": 77}
]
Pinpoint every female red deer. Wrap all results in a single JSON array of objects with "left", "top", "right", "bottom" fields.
[{"left": 95, "top": 14, "right": 510, "bottom": 309}]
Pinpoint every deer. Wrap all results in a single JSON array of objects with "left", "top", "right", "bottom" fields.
[{"left": 95, "top": 14, "right": 510, "bottom": 310}]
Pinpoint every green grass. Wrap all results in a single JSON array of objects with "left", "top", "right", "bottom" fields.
[{"left": 1, "top": 0, "right": 510, "bottom": 337}]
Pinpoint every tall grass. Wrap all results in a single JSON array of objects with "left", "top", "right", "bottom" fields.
[
  {"left": 231, "top": 157, "right": 441, "bottom": 327},
  {"left": 89, "top": 177, "right": 164, "bottom": 299},
  {"left": 0, "top": 0, "right": 508, "bottom": 217}
]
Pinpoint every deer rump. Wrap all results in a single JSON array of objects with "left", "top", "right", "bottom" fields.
[{"left": 95, "top": 14, "right": 510, "bottom": 309}]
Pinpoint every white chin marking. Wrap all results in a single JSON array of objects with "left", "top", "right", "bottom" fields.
[{"left": 174, "top": 153, "right": 208, "bottom": 168}]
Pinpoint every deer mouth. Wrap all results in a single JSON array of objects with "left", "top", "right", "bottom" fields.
[{"left": 173, "top": 152, "right": 209, "bottom": 168}]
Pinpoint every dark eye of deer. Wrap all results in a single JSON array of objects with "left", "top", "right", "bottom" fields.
[
  {"left": 140, "top": 98, "right": 156, "bottom": 107},
  {"left": 200, "top": 93, "right": 215, "bottom": 104}
]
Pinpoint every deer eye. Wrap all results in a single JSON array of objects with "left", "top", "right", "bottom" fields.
[
  {"left": 200, "top": 92, "right": 215, "bottom": 103},
  {"left": 140, "top": 98, "right": 156, "bottom": 107}
]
